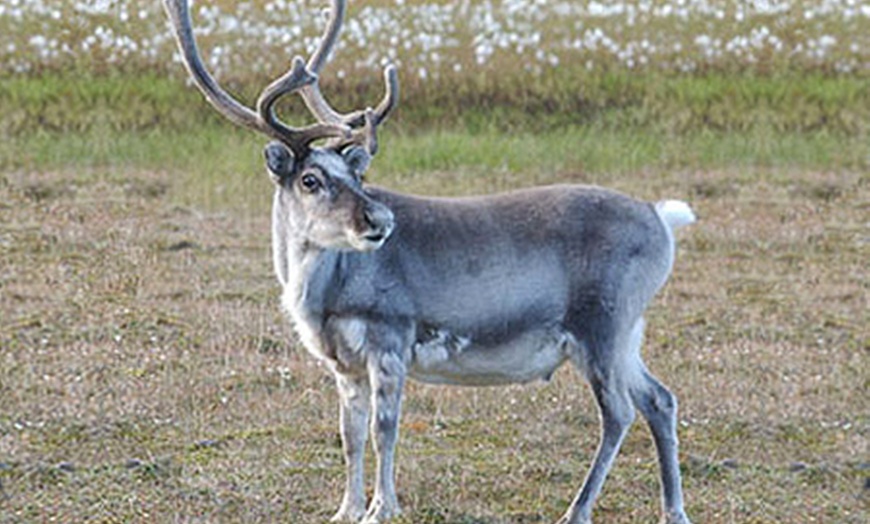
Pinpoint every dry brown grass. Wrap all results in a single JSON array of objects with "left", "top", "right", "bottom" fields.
[{"left": 0, "top": 165, "right": 867, "bottom": 523}]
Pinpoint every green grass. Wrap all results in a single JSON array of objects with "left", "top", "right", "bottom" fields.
[
  {"left": 2, "top": 122, "right": 867, "bottom": 213},
  {"left": 3, "top": 71, "right": 867, "bottom": 214},
  {"left": 3, "top": 72, "right": 869, "bottom": 135}
]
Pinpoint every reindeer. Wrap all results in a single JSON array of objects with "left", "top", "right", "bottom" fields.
[{"left": 163, "top": 1, "right": 695, "bottom": 523}]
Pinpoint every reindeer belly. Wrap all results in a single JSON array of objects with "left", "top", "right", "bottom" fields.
[{"left": 408, "top": 325, "right": 577, "bottom": 386}]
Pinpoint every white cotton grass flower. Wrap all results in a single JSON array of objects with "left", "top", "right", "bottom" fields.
[{"left": 0, "top": 0, "right": 869, "bottom": 76}]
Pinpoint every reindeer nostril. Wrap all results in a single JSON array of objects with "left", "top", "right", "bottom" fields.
[
  {"left": 364, "top": 207, "right": 393, "bottom": 230},
  {"left": 362, "top": 205, "right": 394, "bottom": 244},
  {"left": 363, "top": 209, "right": 378, "bottom": 229}
]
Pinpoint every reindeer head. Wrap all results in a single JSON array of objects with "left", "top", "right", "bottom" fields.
[
  {"left": 265, "top": 140, "right": 394, "bottom": 251},
  {"left": 164, "top": 0, "right": 397, "bottom": 251}
]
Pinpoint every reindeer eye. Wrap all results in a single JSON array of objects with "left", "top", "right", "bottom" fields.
[{"left": 300, "top": 173, "right": 321, "bottom": 192}]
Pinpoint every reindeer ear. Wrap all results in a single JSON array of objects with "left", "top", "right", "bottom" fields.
[
  {"left": 264, "top": 141, "right": 295, "bottom": 183},
  {"left": 342, "top": 145, "right": 371, "bottom": 179}
]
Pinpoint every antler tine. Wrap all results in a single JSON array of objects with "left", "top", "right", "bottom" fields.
[
  {"left": 164, "top": 0, "right": 350, "bottom": 157},
  {"left": 299, "top": 0, "right": 350, "bottom": 125},
  {"left": 307, "top": 0, "right": 346, "bottom": 81},
  {"left": 300, "top": 0, "right": 400, "bottom": 153},
  {"left": 374, "top": 64, "right": 399, "bottom": 125},
  {"left": 163, "top": 0, "right": 269, "bottom": 134},
  {"left": 326, "top": 66, "right": 398, "bottom": 155}
]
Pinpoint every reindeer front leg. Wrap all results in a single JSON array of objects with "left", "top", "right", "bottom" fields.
[
  {"left": 331, "top": 373, "right": 371, "bottom": 522},
  {"left": 363, "top": 348, "right": 406, "bottom": 523}
]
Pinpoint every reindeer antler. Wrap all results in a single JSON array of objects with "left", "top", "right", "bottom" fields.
[
  {"left": 298, "top": 0, "right": 399, "bottom": 154},
  {"left": 163, "top": 0, "right": 398, "bottom": 157}
]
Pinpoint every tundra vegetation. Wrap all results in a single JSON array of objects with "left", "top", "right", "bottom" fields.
[{"left": 0, "top": 1, "right": 867, "bottom": 523}]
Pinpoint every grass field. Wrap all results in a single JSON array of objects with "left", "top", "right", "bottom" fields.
[{"left": 1, "top": 0, "right": 869, "bottom": 523}]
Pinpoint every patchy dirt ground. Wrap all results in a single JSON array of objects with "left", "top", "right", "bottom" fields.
[{"left": 0, "top": 168, "right": 866, "bottom": 523}]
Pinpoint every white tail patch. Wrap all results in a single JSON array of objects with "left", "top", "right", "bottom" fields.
[{"left": 656, "top": 200, "right": 696, "bottom": 231}]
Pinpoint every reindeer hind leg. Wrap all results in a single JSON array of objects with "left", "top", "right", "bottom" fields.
[{"left": 558, "top": 318, "right": 645, "bottom": 524}]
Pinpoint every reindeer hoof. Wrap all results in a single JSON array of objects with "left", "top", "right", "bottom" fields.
[{"left": 360, "top": 497, "right": 401, "bottom": 524}]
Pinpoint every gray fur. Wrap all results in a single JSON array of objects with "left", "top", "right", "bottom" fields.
[{"left": 269, "top": 145, "right": 694, "bottom": 524}]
